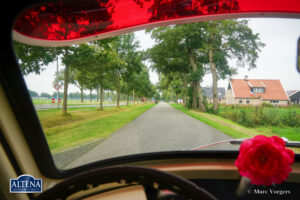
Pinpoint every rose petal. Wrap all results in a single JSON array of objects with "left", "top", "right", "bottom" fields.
[
  {"left": 271, "top": 136, "right": 286, "bottom": 148},
  {"left": 235, "top": 135, "right": 295, "bottom": 186}
]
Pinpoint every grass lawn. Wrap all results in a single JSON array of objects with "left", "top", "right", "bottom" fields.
[
  {"left": 256, "top": 126, "right": 300, "bottom": 141},
  {"left": 171, "top": 103, "right": 257, "bottom": 138},
  {"left": 37, "top": 104, "right": 155, "bottom": 154},
  {"left": 170, "top": 103, "right": 300, "bottom": 141}
]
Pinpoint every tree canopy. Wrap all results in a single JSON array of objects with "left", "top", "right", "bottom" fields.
[
  {"left": 14, "top": 19, "right": 264, "bottom": 115},
  {"left": 147, "top": 19, "right": 264, "bottom": 111}
]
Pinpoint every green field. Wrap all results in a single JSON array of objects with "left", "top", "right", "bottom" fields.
[
  {"left": 37, "top": 104, "right": 155, "bottom": 153},
  {"left": 171, "top": 103, "right": 300, "bottom": 142}
]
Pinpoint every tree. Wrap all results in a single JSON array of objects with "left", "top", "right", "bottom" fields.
[
  {"left": 134, "top": 65, "right": 156, "bottom": 100},
  {"left": 14, "top": 41, "right": 73, "bottom": 115},
  {"left": 59, "top": 46, "right": 78, "bottom": 115},
  {"left": 203, "top": 20, "right": 265, "bottom": 113},
  {"left": 40, "top": 92, "right": 51, "bottom": 98},
  {"left": 54, "top": 67, "right": 89, "bottom": 103},
  {"left": 73, "top": 69, "right": 89, "bottom": 103},
  {"left": 111, "top": 33, "right": 143, "bottom": 107},
  {"left": 13, "top": 41, "right": 61, "bottom": 75},
  {"left": 69, "top": 92, "right": 82, "bottom": 99},
  {"left": 62, "top": 44, "right": 96, "bottom": 113},
  {"left": 28, "top": 90, "right": 39, "bottom": 97},
  {"left": 91, "top": 39, "right": 124, "bottom": 109},
  {"left": 148, "top": 23, "right": 208, "bottom": 111}
]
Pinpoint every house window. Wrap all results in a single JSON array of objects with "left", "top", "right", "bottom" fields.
[
  {"left": 253, "top": 87, "right": 265, "bottom": 93},
  {"left": 219, "top": 99, "right": 222, "bottom": 102},
  {"left": 246, "top": 100, "right": 250, "bottom": 104},
  {"left": 239, "top": 99, "right": 243, "bottom": 104},
  {"left": 270, "top": 100, "right": 279, "bottom": 103}
]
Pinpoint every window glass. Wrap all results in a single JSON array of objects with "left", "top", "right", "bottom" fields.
[
  {"left": 253, "top": 87, "right": 265, "bottom": 93},
  {"left": 13, "top": 18, "right": 300, "bottom": 169},
  {"left": 270, "top": 100, "right": 279, "bottom": 103}
]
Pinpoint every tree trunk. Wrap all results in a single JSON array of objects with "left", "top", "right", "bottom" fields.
[
  {"left": 89, "top": 89, "right": 92, "bottom": 103},
  {"left": 183, "top": 76, "right": 188, "bottom": 108},
  {"left": 116, "top": 74, "right": 120, "bottom": 108},
  {"left": 99, "top": 86, "right": 104, "bottom": 110},
  {"left": 132, "top": 90, "right": 135, "bottom": 104},
  {"left": 96, "top": 87, "right": 99, "bottom": 102},
  {"left": 62, "top": 65, "right": 69, "bottom": 115},
  {"left": 209, "top": 39, "right": 218, "bottom": 113},
  {"left": 188, "top": 52, "right": 205, "bottom": 111},
  {"left": 126, "top": 93, "right": 129, "bottom": 106},
  {"left": 197, "top": 83, "right": 206, "bottom": 111},
  {"left": 192, "top": 82, "right": 197, "bottom": 109},
  {"left": 80, "top": 87, "right": 84, "bottom": 103}
]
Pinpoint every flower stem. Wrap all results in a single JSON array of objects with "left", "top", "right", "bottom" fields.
[{"left": 236, "top": 177, "right": 252, "bottom": 197}]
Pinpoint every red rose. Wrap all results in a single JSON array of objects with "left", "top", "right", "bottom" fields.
[{"left": 235, "top": 135, "right": 295, "bottom": 186}]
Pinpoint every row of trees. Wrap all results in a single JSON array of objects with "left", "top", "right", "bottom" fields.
[
  {"left": 14, "top": 33, "right": 157, "bottom": 115},
  {"left": 15, "top": 19, "right": 264, "bottom": 114},
  {"left": 147, "top": 20, "right": 265, "bottom": 113},
  {"left": 29, "top": 90, "right": 132, "bottom": 102}
]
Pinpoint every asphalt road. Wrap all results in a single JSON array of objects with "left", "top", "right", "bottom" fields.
[{"left": 63, "top": 102, "right": 237, "bottom": 169}]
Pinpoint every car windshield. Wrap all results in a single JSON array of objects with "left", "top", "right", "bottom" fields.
[{"left": 13, "top": 10, "right": 300, "bottom": 169}]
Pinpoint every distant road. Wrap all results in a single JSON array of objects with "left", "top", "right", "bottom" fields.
[
  {"left": 34, "top": 103, "right": 126, "bottom": 110},
  {"left": 65, "top": 102, "right": 237, "bottom": 169}
]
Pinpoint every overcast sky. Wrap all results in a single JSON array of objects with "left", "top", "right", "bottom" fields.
[{"left": 24, "top": 18, "right": 300, "bottom": 94}]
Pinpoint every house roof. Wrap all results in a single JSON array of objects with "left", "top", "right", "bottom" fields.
[
  {"left": 202, "top": 87, "right": 225, "bottom": 99},
  {"left": 286, "top": 90, "right": 299, "bottom": 96},
  {"left": 247, "top": 80, "right": 266, "bottom": 88},
  {"left": 230, "top": 79, "right": 289, "bottom": 100}
]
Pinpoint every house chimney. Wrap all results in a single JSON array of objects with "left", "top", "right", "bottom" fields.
[{"left": 244, "top": 75, "right": 249, "bottom": 81}]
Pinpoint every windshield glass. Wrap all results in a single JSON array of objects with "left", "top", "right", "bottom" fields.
[{"left": 13, "top": 18, "right": 300, "bottom": 169}]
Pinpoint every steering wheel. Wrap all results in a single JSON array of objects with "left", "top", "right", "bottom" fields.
[{"left": 35, "top": 166, "right": 217, "bottom": 200}]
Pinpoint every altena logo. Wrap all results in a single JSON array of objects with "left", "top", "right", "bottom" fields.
[{"left": 10, "top": 174, "right": 42, "bottom": 193}]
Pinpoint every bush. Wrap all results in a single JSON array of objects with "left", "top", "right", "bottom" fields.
[
  {"left": 218, "top": 105, "right": 300, "bottom": 128},
  {"left": 262, "top": 109, "right": 277, "bottom": 126},
  {"left": 281, "top": 111, "right": 300, "bottom": 127},
  {"left": 262, "top": 102, "right": 274, "bottom": 108},
  {"left": 220, "top": 110, "right": 239, "bottom": 122}
]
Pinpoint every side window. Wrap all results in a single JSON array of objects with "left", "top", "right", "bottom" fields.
[
  {"left": 253, "top": 87, "right": 265, "bottom": 93},
  {"left": 270, "top": 100, "right": 279, "bottom": 103}
]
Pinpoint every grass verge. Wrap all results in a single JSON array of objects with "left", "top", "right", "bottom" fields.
[
  {"left": 37, "top": 104, "right": 155, "bottom": 154},
  {"left": 170, "top": 103, "right": 298, "bottom": 138},
  {"left": 170, "top": 104, "right": 253, "bottom": 138},
  {"left": 171, "top": 104, "right": 300, "bottom": 153}
]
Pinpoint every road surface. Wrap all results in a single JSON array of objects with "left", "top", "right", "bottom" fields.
[{"left": 62, "top": 102, "right": 237, "bottom": 169}]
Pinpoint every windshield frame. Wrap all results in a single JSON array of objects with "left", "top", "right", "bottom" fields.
[{"left": 4, "top": 0, "right": 300, "bottom": 179}]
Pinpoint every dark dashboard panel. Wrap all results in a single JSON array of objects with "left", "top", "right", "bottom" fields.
[{"left": 193, "top": 179, "right": 300, "bottom": 200}]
